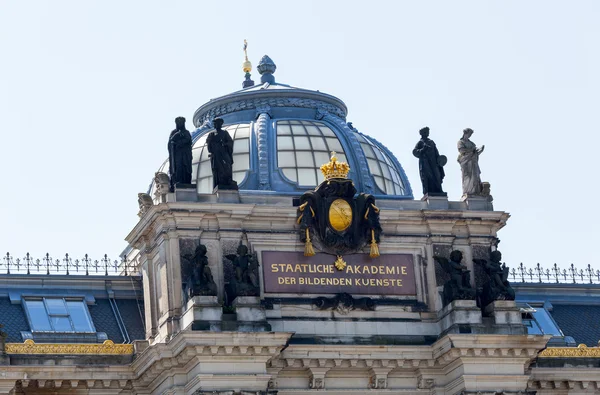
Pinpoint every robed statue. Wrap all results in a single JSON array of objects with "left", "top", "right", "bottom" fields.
[
  {"left": 457, "top": 128, "right": 484, "bottom": 196},
  {"left": 183, "top": 243, "right": 217, "bottom": 297},
  {"left": 434, "top": 250, "right": 475, "bottom": 306},
  {"left": 412, "top": 127, "right": 446, "bottom": 196},
  {"left": 207, "top": 118, "right": 238, "bottom": 190},
  {"left": 226, "top": 244, "right": 259, "bottom": 298},
  {"left": 475, "top": 250, "right": 515, "bottom": 307},
  {"left": 167, "top": 117, "right": 193, "bottom": 191}
]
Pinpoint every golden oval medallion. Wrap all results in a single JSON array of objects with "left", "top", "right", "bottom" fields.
[{"left": 329, "top": 199, "right": 353, "bottom": 232}]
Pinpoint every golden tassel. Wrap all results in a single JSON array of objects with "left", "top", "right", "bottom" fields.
[
  {"left": 369, "top": 229, "right": 380, "bottom": 258},
  {"left": 304, "top": 228, "right": 315, "bottom": 257}
]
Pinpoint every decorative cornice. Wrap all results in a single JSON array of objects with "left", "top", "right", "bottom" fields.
[
  {"left": 194, "top": 95, "right": 346, "bottom": 127},
  {"left": 6, "top": 339, "right": 134, "bottom": 355},
  {"left": 539, "top": 344, "right": 600, "bottom": 358}
]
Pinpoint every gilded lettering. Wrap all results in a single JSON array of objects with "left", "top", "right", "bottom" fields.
[
  {"left": 401, "top": 266, "right": 407, "bottom": 275},
  {"left": 272, "top": 264, "right": 278, "bottom": 273}
]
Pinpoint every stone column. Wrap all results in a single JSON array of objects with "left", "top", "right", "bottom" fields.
[{"left": 140, "top": 248, "right": 157, "bottom": 340}]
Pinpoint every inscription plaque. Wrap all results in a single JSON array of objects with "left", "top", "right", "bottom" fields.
[{"left": 262, "top": 251, "right": 416, "bottom": 295}]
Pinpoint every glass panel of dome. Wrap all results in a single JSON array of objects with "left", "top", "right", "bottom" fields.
[
  {"left": 193, "top": 135, "right": 208, "bottom": 148},
  {"left": 233, "top": 126, "right": 250, "bottom": 139},
  {"left": 368, "top": 159, "right": 382, "bottom": 176},
  {"left": 337, "top": 153, "right": 347, "bottom": 163},
  {"left": 293, "top": 136, "right": 311, "bottom": 150},
  {"left": 290, "top": 124, "right": 306, "bottom": 135},
  {"left": 198, "top": 177, "right": 212, "bottom": 193},
  {"left": 381, "top": 162, "right": 392, "bottom": 179},
  {"left": 373, "top": 146, "right": 386, "bottom": 162},
  {"left": 277, "top": 123, "right": 292, "bottom": 135},
  {"left": 276, "top": 120, "right": 347, "bottom": 188},
  {"left": 318, "top": 125, "right": 335, "bottom": 137},
  {"left": 232, "top": 154, "right": 249, "bottom": 172},
  {"left": 374, "top": 176, "right": 386, "bottom": 193},
  {"left": 233, "top": 172, "right": 245, "bottom": 184},
  {"left": 385, "top": 179, "right": 395, "bottom": 195},
  {"left": 325, "top": 137, "right": 343, "bottom": 152},
  {"left": 278, "top": 151, "right": 296, "bottom": 167},
  {"left": 310, "top": 137, "right": 327, "bottom": 151},
  {"left": 199, "top": 159, "right": 212, "bottom": 177},
  {"left": 192, "top": 147, "right": 202, "bottom": 164},
  {"left": 296, "top": 151, "right": 314, "bottom": 167},
  {"left": 314, "top": 152, "right": 330, "bottom": 167},
  {"left": 305, "top": 125, "right": 321, "bottom": 136},
  {"left": 361, "top": 143, "right": 376, "bottom": 159},
  {"left": 282, "top": 168, "right": 298, "bottom": 182},
  {"left": 298, "top": 168, "right": 317, "bottom": 186},
  {"left": 278, "top": 136, "right": 294, "bottom": 150},
  {"left": 233, "top": 139, "right": 249, "bottom": 154},
  {"left": 316, "top": 171, "right": 325, "bottom": 184}
]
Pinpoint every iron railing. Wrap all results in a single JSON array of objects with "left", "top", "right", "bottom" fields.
[
  {"left": 509, "top": 263, "right": 600, "bottom": 284},
  {"left": 1, "top": 253, "right": 139, "bottom": 276}
]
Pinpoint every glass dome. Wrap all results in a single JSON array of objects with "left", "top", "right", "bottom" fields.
[{"left": 150, "top": 56, "right": 413, "bottom": 199}]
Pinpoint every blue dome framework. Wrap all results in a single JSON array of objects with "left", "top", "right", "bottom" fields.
[{"left": 153, "top": 57, "right": 413, "bottom": 199}]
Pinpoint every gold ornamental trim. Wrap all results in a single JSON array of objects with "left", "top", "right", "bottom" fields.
[
  {"left": 539, "top": 344, "right": 600, "bottom": 358},
  {"left": 5, "top": 339, "right": 134, "bottom": 355}
]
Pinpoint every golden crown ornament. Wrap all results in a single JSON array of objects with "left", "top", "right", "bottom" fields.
[{"left": 320, "top": 152, "right": 350, "bottom": 180}]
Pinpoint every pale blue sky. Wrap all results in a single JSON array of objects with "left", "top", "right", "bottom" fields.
[{"left": 0, "top": 1, "right": 598, "bottom": 270}]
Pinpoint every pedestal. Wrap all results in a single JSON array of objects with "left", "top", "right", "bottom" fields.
[
  {"left": 483, "top": 300, "right": 526, "bottom": 334},
  {"left": 461, "top": 194, "right": 493, "bottom": 211},
  {"left": 174, "top": 183, "right": 197, "bottom": 202},
  {"left": 214, "top": 187, "right": 241, "bottom": 203},
  {"left": 421, "top": 193, "right": 449, "bottom": 210},
  {"left": 232, "top": 296, "right": 271, "bottom": 332},
  {"left": 438, "top": 300, "right": 482, "bottom": 335},
  {"left": 181, "top": 295, "right": 222, "bottom": 331}
]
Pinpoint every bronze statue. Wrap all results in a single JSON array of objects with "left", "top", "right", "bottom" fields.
[
  {"left": 207, "top": 118, "right": 237, "bottom": 190},
  {"left": 434, "top": 250, "right": 475, "bottom": 306},
  {"left": 226, "top": 244, "right": 259, "bottom": 297},
  {"left": 184, "top": 243, "right": 217, "bottom": 296},
  {"left": 475, "top": 250, "right": 515, "bottom": 306},
  {"left": 168, "top": 117, "right": 193, "bottom": 191},
  {"left": 412, "top": 127, "right": 446, "bottom": 196}
]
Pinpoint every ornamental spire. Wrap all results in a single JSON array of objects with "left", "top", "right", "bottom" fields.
[{"left": 242, "top": 39, "right": 255, "bottom": 88}]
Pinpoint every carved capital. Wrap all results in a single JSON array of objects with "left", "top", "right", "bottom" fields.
[{"left": 255, "top": 105, "right": 272, "bottom": 118}]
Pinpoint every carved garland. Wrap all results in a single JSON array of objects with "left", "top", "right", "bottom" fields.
[{"left": 6, "top": 339, "right": 134, "bottom": 355}]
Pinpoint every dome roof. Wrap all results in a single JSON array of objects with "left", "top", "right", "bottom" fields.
[{"left": 153, "top": 56, "right": 413, "bottom": 199}]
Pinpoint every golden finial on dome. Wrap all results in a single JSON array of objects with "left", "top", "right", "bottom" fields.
[
  {"left": 242, "top": 39, "right": 252, "bottom": 73},
  {"left": 320, "top": 151, "right": 350, "bottom": 180}
]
